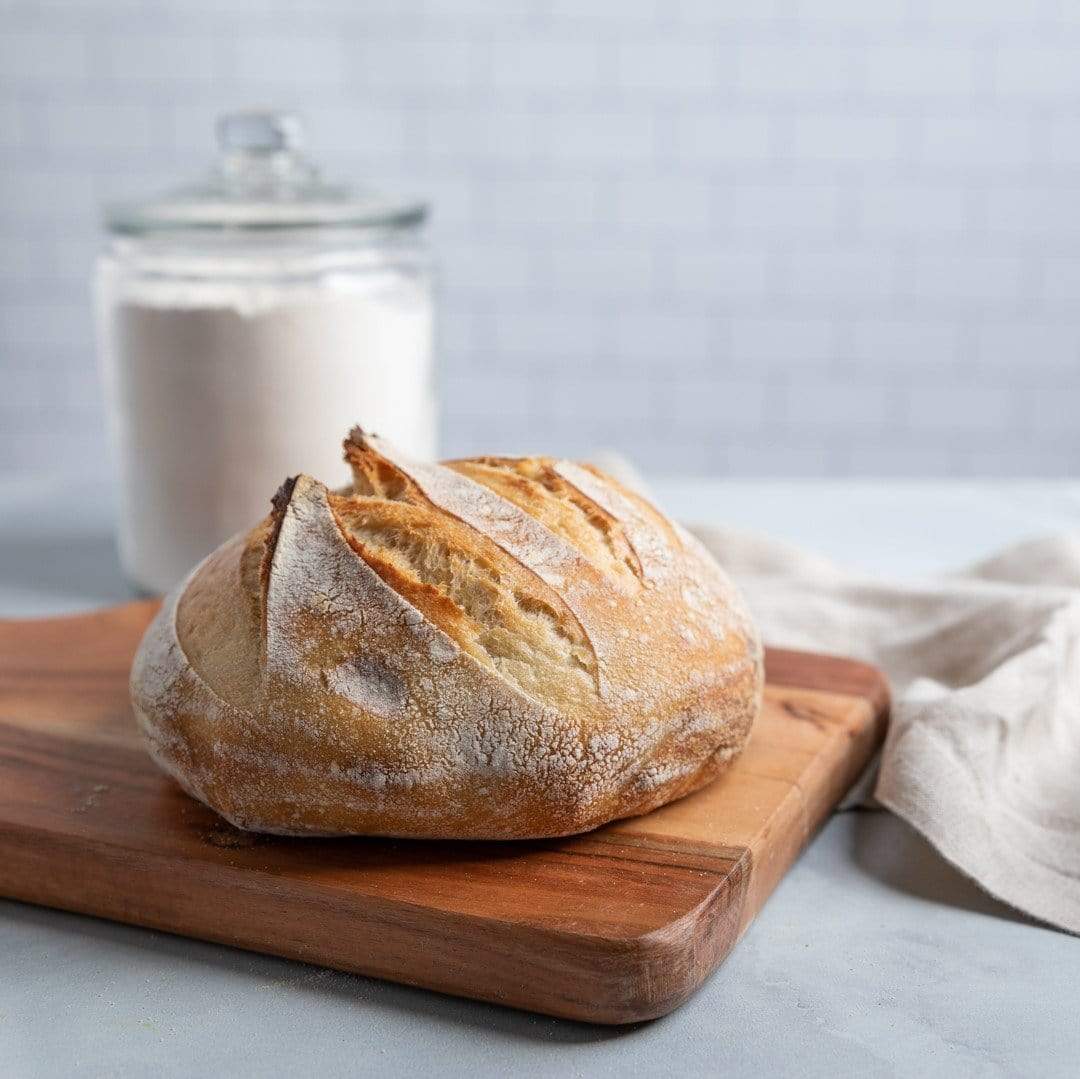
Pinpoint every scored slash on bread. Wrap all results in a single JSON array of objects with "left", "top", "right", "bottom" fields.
[{"left": 130, "top": 429, "right": 763, "bottom": 839}]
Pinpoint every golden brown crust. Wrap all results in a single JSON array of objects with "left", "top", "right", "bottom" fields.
[{"left": 130, "top": 431, "right": 764, "bottom": 839}]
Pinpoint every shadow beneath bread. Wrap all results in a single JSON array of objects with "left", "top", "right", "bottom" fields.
[
  {"left": 846, "top": 809, "right": 1044, "bottom": 930},
  {"left": 0, "top": 899, "right": 642, "bottom": 1044}
]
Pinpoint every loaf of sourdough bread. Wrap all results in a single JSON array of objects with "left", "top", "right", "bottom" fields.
[{"left": 130, "top": 429, "right": 763, "bottom": 838}]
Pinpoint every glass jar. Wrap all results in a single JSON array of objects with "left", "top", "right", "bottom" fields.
[{"left": 95, "top": 110, "right": 435, "bottom": 595}]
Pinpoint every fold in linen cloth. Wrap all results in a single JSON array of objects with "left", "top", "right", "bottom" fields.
[{"left": 687, "top": 525, "right": 1080, "bottom": 935}]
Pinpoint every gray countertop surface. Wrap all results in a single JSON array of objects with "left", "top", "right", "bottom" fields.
[{"left": 1, "top": 475, "right": 1078, "bottom": 1078}]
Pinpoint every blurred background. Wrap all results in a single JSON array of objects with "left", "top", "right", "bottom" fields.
[{"left": 2, "top": 0, "right": 1079, "bottom": 478}]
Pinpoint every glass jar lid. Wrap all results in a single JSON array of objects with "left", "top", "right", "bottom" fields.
[{"left": 105, "top": 109, "right": 427, "bottom": 234}]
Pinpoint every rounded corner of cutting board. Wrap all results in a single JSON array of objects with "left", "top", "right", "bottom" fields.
[
  {"left": 547, "top": 852, "right": 752, "bottom": 1024},
  {"left": 764, "top": 645, "right": 890, "bottom": 716}
]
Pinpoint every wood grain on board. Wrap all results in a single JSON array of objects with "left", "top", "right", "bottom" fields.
[{"left": 0, "top": 601, "right": 888, "bottom": 1024}]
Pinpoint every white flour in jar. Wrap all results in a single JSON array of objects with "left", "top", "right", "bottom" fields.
[{"left": 97, "top": 269, "right": 435, "bottom": 594}]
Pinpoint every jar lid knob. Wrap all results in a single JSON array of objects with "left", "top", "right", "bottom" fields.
[
  {"left": 216, "top": 110, "right": 304, "bottom": 156},
  {"left": 214, "top": 109, "right": 316, "bottom": 192}
]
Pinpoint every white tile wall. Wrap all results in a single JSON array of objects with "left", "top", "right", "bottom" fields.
[{"left": 2, "top": 0, "right": 1079, "bottom": 477}]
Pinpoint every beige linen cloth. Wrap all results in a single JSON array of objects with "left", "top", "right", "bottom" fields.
[{"left": 686, "top": 524, "right": 1080, "bottom": 935}]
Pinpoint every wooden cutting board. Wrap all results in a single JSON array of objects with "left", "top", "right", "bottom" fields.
[{"left": 0, "top": 601, "right": 887, "bottom": 1024}]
